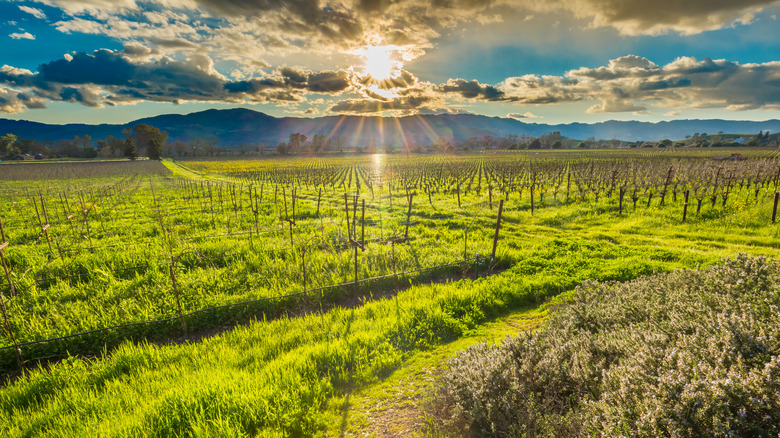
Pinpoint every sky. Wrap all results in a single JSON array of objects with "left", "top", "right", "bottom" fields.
[{"left": 1, "top": 0, "right": 780, "bottom": 125}]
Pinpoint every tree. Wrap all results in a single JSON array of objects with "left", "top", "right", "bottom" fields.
[
  {"left": 174, "top": 140, "right": 188, "bottom": 157},
  {"left": 57, "top": 136, "right": 81, "bottom": 157},
  {"left": 0, "top": 134, "right": 19, "bottom": 158},
  {"left": 124, "top": 138, "right": 138, "bottom": 160},
  {"left": 311, "top": 134, "right": 326, "bottom": 153},
  {"left": 202, "top": 136, "right": 219, "bottom": 157},
  {"left": 276, "top": 142, "right": 288, "bottom": 155},
  {"left": 132, "top": 124, "right": 168, "bottom": 159},
  {"left": 288, "top": 133, "right": 307, "bottom": 154},
  {"left": 528, "top": 138, "right": 542, "bottom": 149},
  {"left": 148, "top": 138, "right": 163, "bottom": 160}
]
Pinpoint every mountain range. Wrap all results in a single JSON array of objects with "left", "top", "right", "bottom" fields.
[{"left": 1, "top": 108, "right": 779, "bottom": 146}]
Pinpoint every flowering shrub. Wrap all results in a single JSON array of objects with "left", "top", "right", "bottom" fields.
[{"left": 426, "top": 254, "right": 780, "bottom": 437}]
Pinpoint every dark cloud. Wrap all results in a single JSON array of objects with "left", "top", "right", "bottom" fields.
[
  {"left": 306, "top": 70, "right": 350, "bottom": 92},
  {"left": 39, "top": 50, "right": 136, "bottom": 86},
  {"left": 330, "top": 94, "right": 433, "bottom": 113},
  {"left": 149, "top": 38, "right": 200, "bottom": 50},
  {"left": 59, "top": 87, "right": 101, "bottom": 107},
  {"left": 357, "top": 70, "right": 417, "bottom": 90},
  {"left": 0, "top": 47, "right": 356, "bottom": 111},
  {"left": 637, "top": 78, "right": 691, "bottom": 91},
  {"left": 224, "top": 78, "right": 285, "bottom": 93},
  {"left": 566, "top": 0, "right": 777, "bottom": 35},
  {"left": 230, "top": 67, "right": 351, "bottom": 93},
  {"left": 437, "top": 78, "right": 511, "bottom": 101}
]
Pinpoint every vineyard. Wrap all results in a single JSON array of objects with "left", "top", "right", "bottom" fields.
[{"left": 0, "top": 148, "right": 779, "bottom": 436}]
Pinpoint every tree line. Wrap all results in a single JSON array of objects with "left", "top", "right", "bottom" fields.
[{"left": 2, "top": 128, "right": 778, "bottom": 161}]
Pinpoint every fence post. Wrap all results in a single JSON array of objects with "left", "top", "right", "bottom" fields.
[
  {"left": 683, "top": 190, "right": 690, "bottom": 223},
  {"left": 490, "top": 200, "right": 504, "bottom": 271},
  {"left": 772, "top": 192, "right": 779, "bottom": 223}
]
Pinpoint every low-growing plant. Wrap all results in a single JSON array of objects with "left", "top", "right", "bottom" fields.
[{"left": 426, "top": 254, "right": 780, "bottom": 437}]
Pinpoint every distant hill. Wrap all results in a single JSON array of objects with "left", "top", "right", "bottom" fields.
[{"left": 1, "top": 108, "right": 779, "bottom": 146}]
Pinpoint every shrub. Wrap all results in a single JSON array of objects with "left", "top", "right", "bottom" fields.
[{"left": 426, "top": 254, "right": 780, "bottom": 437}]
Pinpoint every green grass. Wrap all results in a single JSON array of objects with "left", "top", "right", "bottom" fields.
[{"left": 0, "top": 237, "right": 707, "bottom": 437}]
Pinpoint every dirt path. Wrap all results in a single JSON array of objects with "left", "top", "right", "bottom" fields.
[{"left": 327, "top": 308, "right": 546, "bottom": 437}]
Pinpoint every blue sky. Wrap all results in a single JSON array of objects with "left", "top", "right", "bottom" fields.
[{"left": 1, "top": 0, "right": 780, "bottom": 125}]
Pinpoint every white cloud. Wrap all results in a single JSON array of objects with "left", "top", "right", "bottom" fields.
[
  {"left": 9, "top": 32, "right": 35, "bottom": 40},
  {"left": 507, "top": 112, "right": 541, "bottom": 119},
  {"left": 18, "top": 5, "right": 47, "bottom": 20},
  {"left": 489, "top": 54, "right": 780, "bottom": 116}
]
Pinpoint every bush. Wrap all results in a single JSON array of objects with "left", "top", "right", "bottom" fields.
[{"left": 426, "top": 254, "right": 780, "bottom": 437}]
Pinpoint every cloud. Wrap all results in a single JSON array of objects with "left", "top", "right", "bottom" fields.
[
  {"left": 554, "top": 0, "right": 778, "bottom": 35},
  {"left": 501, "top": 75, "right": 589, "bottom": 104},
  {"left": 437, "top": 78, "right": 514, "bottom": 101},
  {"left": 18, "top": 6, "right": 47, "bottom": 20},
  {"left": 586, "top": 99, "right": 647, "bottom": 114},
  {"left": 499, "top": 55, "right": 780, "bottom": 113},
  {"left": 506, "top": 112, "right": 540, "bottom": 119},
  {"left": 330, "top": 94, "right": 433, "bottom": 114},
  {"left": 9, "top": 32, "right": 36, "bottom": 40},
  {"left": 26, "top": 0, "right": 780, "bottom": 81},
  {"left": 0, "top": 46, "right": 363, "bottom": 111},
  {"left": 0, "top": 86, "right": 46, "bottom": 113},
  {"left": 568, "top": 55, "right": 660, "bottom": 80},
  {"left": 39, "top": 50, "right": 137, "bottom": 85}
]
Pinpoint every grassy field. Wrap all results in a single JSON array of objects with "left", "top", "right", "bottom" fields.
[{"left": 0, "top": 149, "right": 778, "bottom": 436}]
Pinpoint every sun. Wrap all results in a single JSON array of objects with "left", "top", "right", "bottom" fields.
[{"left": 356, "top": 45, "right": 401, "bottom": 80}]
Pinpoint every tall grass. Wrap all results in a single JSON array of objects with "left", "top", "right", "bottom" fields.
[{"left": 0, "top": 236, "right": 701, "bottom": 437}]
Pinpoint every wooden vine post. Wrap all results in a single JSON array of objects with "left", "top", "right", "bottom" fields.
[
  {"left": 403, "top": 193, "right": 414, "bottom": 240},
  {"left": 301, "top": 248, "right": 307, "bottom": 294},
  {"left": 0, "top": 217, "right": 16, "bottom": 298},
  {"left": 682, "top": 190, "right": 690, "bottom": 223},
  {"left": 344, "top": 194, "right": 366, "bottom": 294},
  {"left": 150, "top": 181, "right": 187, "bottom": 335},
  {"left": 282, "top": 187, "right": 296, "bottom": 250},
  {"left": 168, "top": 256, "right": 186, "bottom": 334},
  {"left": 490, "top": 199, "right": 504, "bottom": 272},
  {"left": 32, "top": 195, "right": 56, "bottom": 261},
  {"left": 0, "top": 217, "right": 23, "bottom": 372},
  {"left": 772, "top": 192, "right": 779, "bottom": 223},
  {"left": 316, "top": 187, "right": 322, "bottom": 216},
  {"left": 392, "top": 237, "right": 399, "bottom": 292}
]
